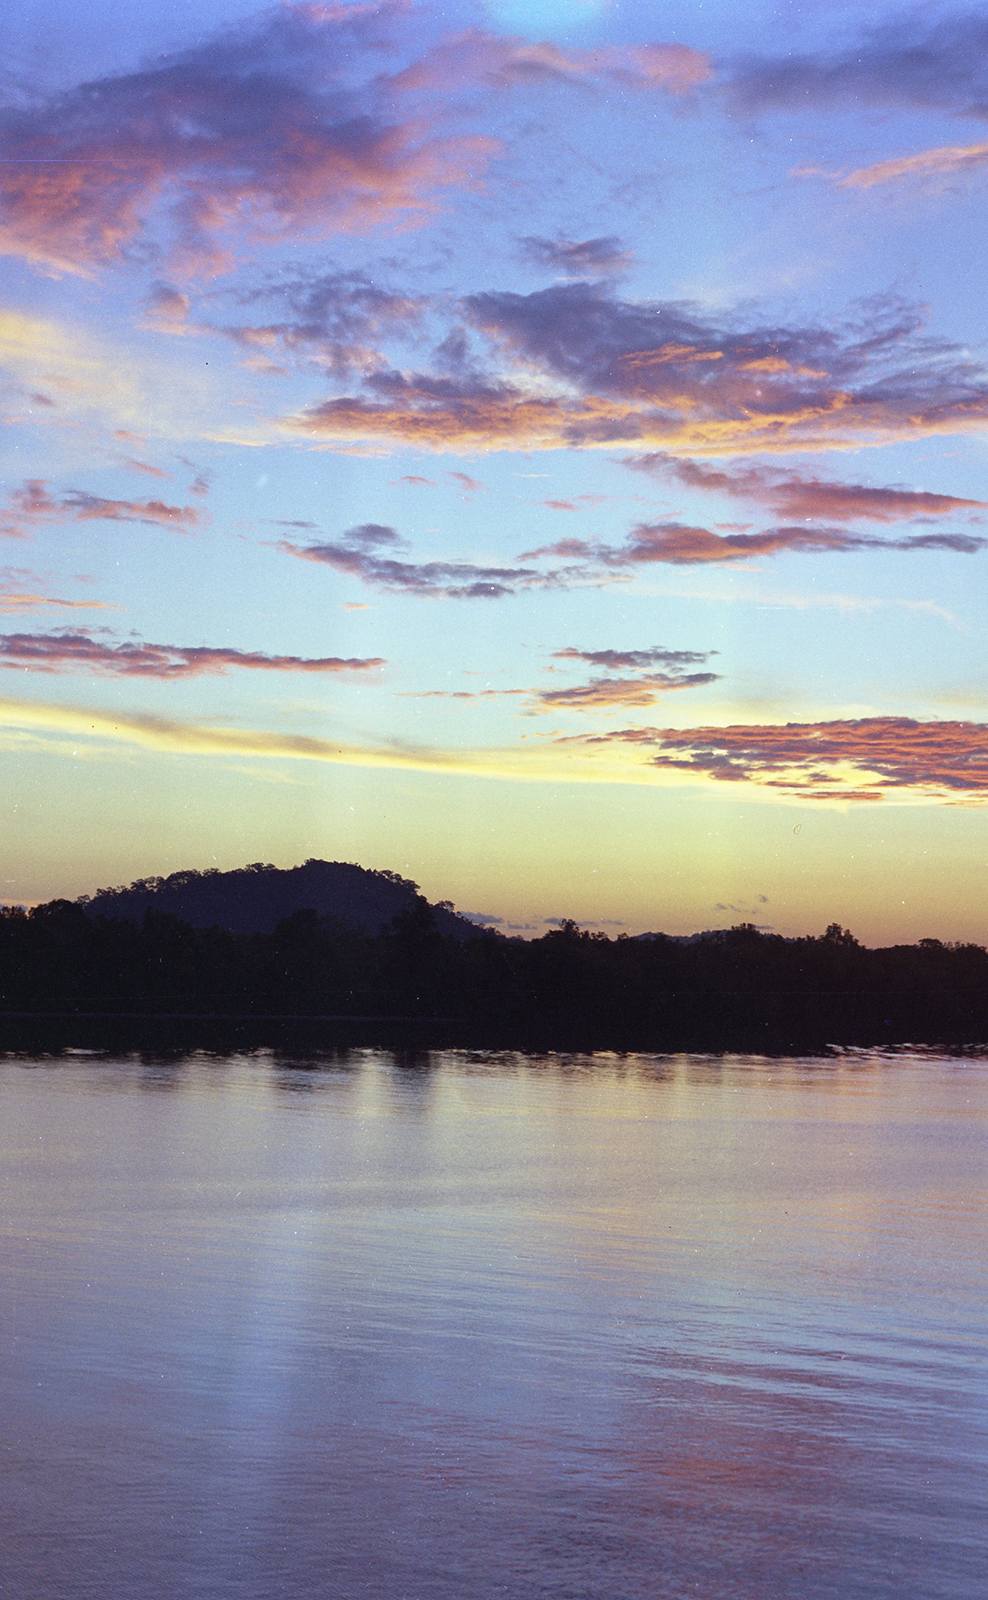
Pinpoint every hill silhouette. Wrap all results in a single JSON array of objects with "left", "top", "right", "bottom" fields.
[{"left": 78, "top": 859, "right": 483, "bottom": 940}]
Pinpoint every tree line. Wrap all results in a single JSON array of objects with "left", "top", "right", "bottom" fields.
[{"left": 3, "top": 895, "right": 988, "bottom": 1048}]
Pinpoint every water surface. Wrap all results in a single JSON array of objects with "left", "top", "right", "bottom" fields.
[{"left": 1, "top": 1048, "right": 985, "bottom": 1599}]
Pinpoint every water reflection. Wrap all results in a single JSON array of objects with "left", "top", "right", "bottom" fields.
[{"left": 0, "top": 1048, "right": 985, "bottom": 1599}]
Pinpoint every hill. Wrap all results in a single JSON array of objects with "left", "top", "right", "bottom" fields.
[{"left": 79, "top": 859, "right": 484, "bottom": 940}]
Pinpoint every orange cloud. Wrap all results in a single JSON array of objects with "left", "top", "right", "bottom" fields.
[
  {"left": 0, "top": 566, "right": 119, "bottom": 615},
  {"left": 838, "top": 142, "right": 988, "bottom": 189}
]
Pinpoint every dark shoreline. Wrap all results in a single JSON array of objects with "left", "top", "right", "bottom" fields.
[
  {"left": 3, "top": 1009, "right": 987, "bottom": 1060},
  {"left": 6, "top": 903, "right": 988, "bottom": 1057}
]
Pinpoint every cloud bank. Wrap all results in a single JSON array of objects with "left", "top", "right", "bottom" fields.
[
  {"left": 0, "top": 6, "right": 708, "bottom": 278},
  {"left": 290, "top": 284, "right": 988, "bottom": 456}
]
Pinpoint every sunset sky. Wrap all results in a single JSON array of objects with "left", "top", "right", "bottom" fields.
[{"left": 6, "top": 0, "right": 988, "bottom": 941}]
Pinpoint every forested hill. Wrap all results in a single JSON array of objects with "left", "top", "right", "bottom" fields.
[{"left": 78, "top": 860, "right": 483, "bottom": 940}]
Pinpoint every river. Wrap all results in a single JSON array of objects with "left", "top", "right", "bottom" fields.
[{"left": 1, "top": 1047, "right": 985, "bottom": 1599}]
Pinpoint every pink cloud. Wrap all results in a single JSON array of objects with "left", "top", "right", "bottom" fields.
[
  {"left": 448, "top": 471, "right": 486, "bottom": 494},
  {"left": 522, "top": 519, "right": 984, "bottom": 568},
  {"left": 1, "top": 480, "right": 202, "bottom": 538},
  {"left": 0, "top": 5, "right": 495, "bottom": 275},
  {"left": 613, "top": 520, "right": 985, "bottom": 565},
  {"left": 628, "top": 453, "right": 988, "bottom": 524},
  {"left": 572, "top": 717, "right": 988, "bottom": 801},
  {"left": 0, "top": 630, "right": 385, "bottom": 678},
  {"left": 532, "top": 671, "right": 718, "bottom": 711},
  {"left": 392, "top": 30, "right": 710, "bottom": 97}
]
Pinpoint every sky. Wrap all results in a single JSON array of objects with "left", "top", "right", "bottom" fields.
[{"left": 5, "top": 0, "right": 988, "bottom": 942}]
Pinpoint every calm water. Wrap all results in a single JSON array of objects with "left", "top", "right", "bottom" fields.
[{"left": 0, "top": 1048, "right": 985, "bottom": 1600}]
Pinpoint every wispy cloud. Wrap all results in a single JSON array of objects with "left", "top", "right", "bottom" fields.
[
  {"left": 838, "top": 142, "right": 988, "bottom": 189},
  {"left": 0, "top": 696, "right": 687, "bottom": 787},
  {"left": 727, "top": 10, "right": 988, "bottom": 121},
  {"left": 543, "top": 494, "right": 607, "bottom": 511},
  {"left": 523, "top": 519, "right": 985, "bottom": 568},
  {"left": 0, "top": 630, "right": 385, "bottom": 679},
  {"left": 531, "top": 641, "right": 719, "bottom": 711},
  {"left": 391, "top": 32, "right": 711, "bottom": 97},
  {"left": 117, "top": 457, "right": 171, "bottom": 481},
  {"left": 407, "top": 643, "right": 719, "bottom": 711},
  {"left": 196, "top": 268, "right": 425, "bottom": 378},
  {"left": 531, "top": 670, "right": 719, "bottom": 711},
  {"left": 448, "top": 470, "right": 486, "bottom": 494},
  {"left": 553, "top": 645, "right": 716, "bottom": 670},
  {"left": 626, "top": 454, "right": 987, "bottom": 524},
  {"left": 0, "top": 568, "right": 118, "bottom": 615},
  {"left": 0, "top": 305, "right": 220, "bottom": 441},
  {"left": 276, "top": 520, "right": 604, "bottom": 600},
  {"left": 1, "top": 480, "right": 202, "bottom": 539},
  {"left": 518, "top": 234, "right": 631, "bottom": 276}
]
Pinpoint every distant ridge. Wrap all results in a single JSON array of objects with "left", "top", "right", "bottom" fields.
[{"left": 79, "top": 859, "right": 484, "bottom": 940}]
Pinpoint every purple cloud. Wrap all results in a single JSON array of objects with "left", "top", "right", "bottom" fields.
[
  {"left": 292, "top": 284, "right": 988, "bottom": 455},
  {"left": 277, "top": 522, "right": 582, "bottom": 600},
  {"left": 570, "top": 716, "right": 988, "bottom": 801},
  {"left": 524, "top": 520, "right": 985, "bottom": 567},
  {"left": 0, "top": 630, "right": 385, "bottom": 678},
  {"left": 626, "top": 454, "right": 988, "bottom": 524},
  {"left": 518, "top": 235, "right": 631, "bottom": 276},
  {"left": 1, "top": 480, "right": 202, "bottom": 539},
  {"left": 727, "top": 10, "right": 988, "bottom": 121},
  {"left": 553, "top": 645, "right": 716, "bottom": 670},
  {"left": 0, "top": 3, "right": 494, "bottom": 275}
]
